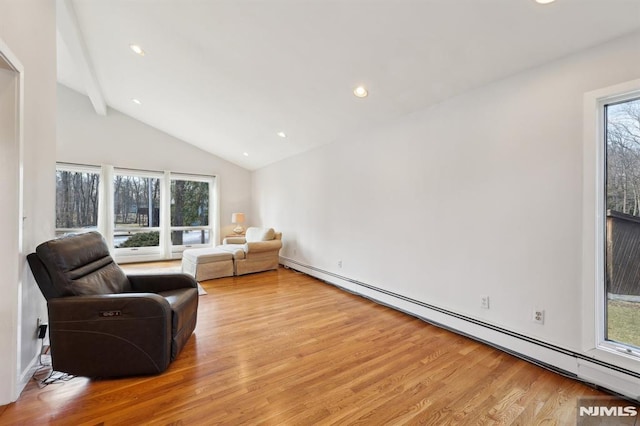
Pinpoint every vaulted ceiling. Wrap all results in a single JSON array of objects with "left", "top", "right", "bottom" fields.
[{"left": 57, "top": 0, "right": 640, "bottom": 170}]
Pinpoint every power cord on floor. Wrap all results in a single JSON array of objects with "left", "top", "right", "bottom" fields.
[
  {"left": 31, "top": 336, "right": 74, "bottom": 388},
  {"left": 37, "top": 336, "right": 50, "bottom": 367}
]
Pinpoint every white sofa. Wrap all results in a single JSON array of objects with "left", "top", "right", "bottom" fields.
[{"left": 217, "top": 227, "right": 283, "bottom": 276}]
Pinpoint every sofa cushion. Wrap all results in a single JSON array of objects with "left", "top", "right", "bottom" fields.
[
  {"left": 182, "top": 247, "right": 233, "bottom": 264},
  {"left": 245, "top": 227, "right": 275, "bottom": 242},
  {"left": 216, "top": 244, "right": 246, "bottom": 260}
]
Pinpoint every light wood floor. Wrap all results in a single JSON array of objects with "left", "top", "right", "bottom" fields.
[{"left": 0, "top": 264, "right": 635, "bottom": 425}]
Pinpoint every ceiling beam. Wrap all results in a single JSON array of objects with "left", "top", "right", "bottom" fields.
[{"left": 56, "top": 0, "right": 107, "bottom": 116}]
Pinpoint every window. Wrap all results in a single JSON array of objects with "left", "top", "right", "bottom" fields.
[
  {"left": 170, "top": 176, "right": 212, "bottom": 251},
  {"left": 604, "top": 97, "right": 640, "bottom": 351},
  {"left": 113, "top": 170, "right": 162, "bottom": 254},
  {"left": 583, "top": 79, "right": 640, "bottom": 367},
  {"left": 55, "top": 164, "right": 100, "bottom": 236},
  {"left": 55, "top": 163, "right": 218, "bottom": 262}
]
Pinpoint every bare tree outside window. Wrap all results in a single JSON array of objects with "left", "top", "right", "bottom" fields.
[{"left": 55, "top": 170, "right": 99, "bottom": 229}]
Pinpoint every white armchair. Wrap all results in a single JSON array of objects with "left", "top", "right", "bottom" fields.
[{"left": 218, "top": 227, "right": 283, "bottom": 275}]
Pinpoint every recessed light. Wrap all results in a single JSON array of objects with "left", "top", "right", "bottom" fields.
[
  {"left": 243, "top": 152, "right": 249, "bottom": 157},
  {"left": 129, "top": 44, "right": 145, "bottom": 56},
  {"left": 277, "top": 131, "right": 287, "bottom": 138},
  {"left": 535, "top": 0, "right": 555, "bottom": 4},
  {"left": 353, "top": 86, "right": 368, "bottom": 98},
  {"left": 132, "top": 98, "right": 142, "bottom": 105}
]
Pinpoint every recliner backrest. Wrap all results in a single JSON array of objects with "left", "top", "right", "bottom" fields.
[
  {"left": 27, "top": 253, "right": 58, "bottom": 301},
  {"left": 34, "top": 231, "right": 131, "bottom": 297}
]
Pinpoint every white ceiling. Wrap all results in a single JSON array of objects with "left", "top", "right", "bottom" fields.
[{"left": 57, "top": 0, "right": 640, "bottom": 171}]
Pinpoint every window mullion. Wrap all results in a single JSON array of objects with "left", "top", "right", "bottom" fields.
[
  {"left": 161, "top": 171, "right": 171, "bottom": 258},
  {"left": 99, "top": 164, "right": 115, "bottom": 251}
]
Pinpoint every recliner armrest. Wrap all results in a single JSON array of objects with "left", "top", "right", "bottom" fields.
[
  {"left": 128, "top": 273, "right": 197, "bottom": 293},
  {"left": 48, "top": 293, "right": 172, "bottom": 321},
  {"left": 244, "top": 240, "right": 283, "bottom": 253}
]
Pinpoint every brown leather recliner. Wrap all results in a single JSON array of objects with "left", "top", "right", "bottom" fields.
[{"left": 27, "top": 231, "right": 198, "bottom": 378}]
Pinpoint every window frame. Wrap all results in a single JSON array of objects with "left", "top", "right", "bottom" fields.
[
  {"left": 582, "top": 79, "right": 640, "bottom": 368},
  {"left": 169, "top": 173, "right": 215, "bottom": 255},
  {"left": 112, "top": 168, "right": 164, "bottom": 258},
  {"left": 55, "top": 163, "right": 219, "bottom": 263}
]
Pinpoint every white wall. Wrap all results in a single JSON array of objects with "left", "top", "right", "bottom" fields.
[
  {"left": 253, "top": 32, "right": 640, "bottom": 385},
  {"left": 57, "top": 84, "right": 252, "bottom": 237},
  {"left": 0, "top": 55, "right": 21, "bottom": 407},
  {"left": 0, "top": 0, "right": 57, "bottom": 405}
]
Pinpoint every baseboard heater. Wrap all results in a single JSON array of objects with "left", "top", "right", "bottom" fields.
[{"left": 280, "top": 257, "right": 640, "bottom": 402}]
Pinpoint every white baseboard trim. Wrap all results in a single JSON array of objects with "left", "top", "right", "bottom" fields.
[
  {"left": 280, "top": 257, "right": 640, "bottom": 401},
  {"left": 17, "top": 352, "right": 41, "bottom": 397}
]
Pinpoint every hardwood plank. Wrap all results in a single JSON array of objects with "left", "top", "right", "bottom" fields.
[{"left": 0, "top": 265, "right": 636, "bottom": 425}]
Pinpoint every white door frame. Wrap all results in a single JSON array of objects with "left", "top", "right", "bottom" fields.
[{"left": 0, "top": 37, "right": 25, "bottom": 404}]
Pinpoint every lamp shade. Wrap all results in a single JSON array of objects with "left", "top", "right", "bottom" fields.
[{"left": 231, "top": 212, "right": 245, "bottom": 224}]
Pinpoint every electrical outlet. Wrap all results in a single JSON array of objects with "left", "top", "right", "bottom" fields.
[
  {"left": 533, "top": 309, "right": 545, "bottom": 324},
  {"left": 36, "top": 317, "right": 48, "bottom": 339},
  {"left": 337, "top": 260, "right": 343, "bottom": 268},
  {"left": 481, "top": 295, "right": 490, "bottom": 309}
]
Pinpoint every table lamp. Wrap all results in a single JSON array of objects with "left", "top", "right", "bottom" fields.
[{"left": 232, "top": 212, "right": 245, "bottom": 234}]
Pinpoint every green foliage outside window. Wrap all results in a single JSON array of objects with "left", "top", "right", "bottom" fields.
[
  {"left": 171, "top": 180, "right": 209, "bottom": 245},
  {"left": 117, "top": 231, "right": 159, "bottom": 248}
]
